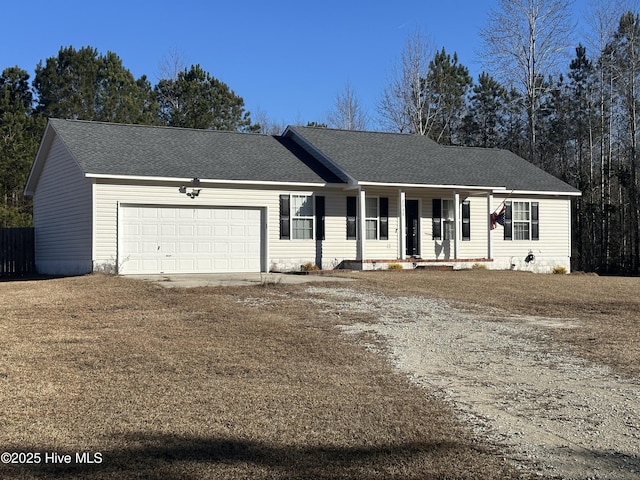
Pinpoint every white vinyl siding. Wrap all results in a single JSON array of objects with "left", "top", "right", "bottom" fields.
[
  {"left": 493, "top": 196, "right": 571, "bottom": 257},
  {"left": 93, "top": 182, "right": 359, "bottom": 272},
  {"left": 32, "top": 136, "right": 93, "bottom": 275},
  {"left": 359, "top": 188, "right": 398, "bottom": 260},
  {"left": 457, "top": 196, "right": 490, "bottom": 259}
]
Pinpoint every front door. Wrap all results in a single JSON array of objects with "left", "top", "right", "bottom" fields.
[{"left": 406, "top": 200, "right": 420, "bottom": 257}]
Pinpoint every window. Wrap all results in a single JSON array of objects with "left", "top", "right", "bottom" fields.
[
  {"left": 503, "top": 201, "right": 539, "bottom": 241},
  {"left": 366, "top": 197, "right": 378, "bottom": 240},
  {"left": 513, "top": 201, "right": 530, "bottom": 240},
  {"left": 346, "top": 196, "right": 389, "bottom": 240},
  {"left": 442, "top": 199, "right": 455, "bottom": 240},
  {"left": 279, "top": 194, "right": 324, "bottom": 240},
  {"left": 432, "top": 198, "right": 470, "bottom": 241},
  {"left": 292, "top": 195, "right": 313, "bottom": 239}
]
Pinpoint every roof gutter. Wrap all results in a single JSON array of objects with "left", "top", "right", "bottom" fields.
[
  {"left": 352, "top": 181, "right": 581, "bottom": 196},
  {"left": 85, "top": 173, "right": 330, "bottom": 188}
]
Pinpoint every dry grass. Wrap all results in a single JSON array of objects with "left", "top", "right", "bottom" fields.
[
  {"left": 350, "top": 269, "right": 640, "bottom": 379},
  {"left": 0, "top": 274, "right": 524, "bottom": 480}
]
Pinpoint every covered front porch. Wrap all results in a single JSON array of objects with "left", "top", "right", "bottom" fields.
[{"left": 345, "top": 183, "right": 504, "bottom": 269}]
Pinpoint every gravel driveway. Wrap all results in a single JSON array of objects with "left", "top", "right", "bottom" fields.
[{"left": 306, "top": 286, "right": 640, "bottom": 479}]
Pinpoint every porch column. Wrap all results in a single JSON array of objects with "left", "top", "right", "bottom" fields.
[
  {"left": 357, "top": 188, "right": 366, "bottom": 261},
  {"left": 453, "top": 191, "right": 459, "bottom": 259},
  {"left": 487, "top": 192, "right": 493, "bottom": 259},
  {"left": 398, "top": 190, "right": 406, "bottom": 259}
]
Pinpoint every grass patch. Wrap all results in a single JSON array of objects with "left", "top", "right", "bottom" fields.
[{"left": 0, "top": 274, "right": 523, "bottom": 479}]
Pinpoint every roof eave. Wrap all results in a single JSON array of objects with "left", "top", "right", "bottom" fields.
[
  {"left": 355, "top": 181, "right": 506, "bottom": 191},
  {"left": 85, "top": 173, "right": 331, "bottom": 188},
  {"left": 24, "top": 122, "right": 57, "bottom": 196},
  {"left": 355, "top": 181, "right": 581, "bottom": 196}
]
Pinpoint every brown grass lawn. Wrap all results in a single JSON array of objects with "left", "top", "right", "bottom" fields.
[{"left": 1, "top": 270, "right": 638, "bottom": 479}]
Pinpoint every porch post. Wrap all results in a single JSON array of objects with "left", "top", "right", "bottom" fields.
[
  {"left": 398, "top": 189, "right": 406, "bottom": 259},
  {"left": 357, "top": 188, "right": 366, "bottom": 262},
  {"left": 487, "top": 192, "right": 493, "bottom": 259},
  {"left": 453, "top": 191, "right": 459, "bottom": 259}
]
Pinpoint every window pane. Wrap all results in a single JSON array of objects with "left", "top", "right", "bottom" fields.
[
  {"left": 442, "top": 200, "right": 454, "bottom": 220},
  {"left": 366, "top": 219, "right": 378, "bottom": 240},
  {"left": 513, "top": 202, "right": 529, "bottom": 221},
  {"left": 514, "top": 222, "right": 530, "bottom": 240},
  {"left": 366, "top": 198, "right": 378, "bottom": 218},
  {"left": 443, "top": 220, "right": 455, "bottom": 240},
  {"left": 293, "top": 195, "right": 313, "bottom": 217},
  {"left": 292, "top": 219, "right": 313, "bottom": 239}
]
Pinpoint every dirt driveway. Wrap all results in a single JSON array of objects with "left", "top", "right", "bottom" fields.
[{"left": 305, "top": 285, "right": 640, "bottom": 479}]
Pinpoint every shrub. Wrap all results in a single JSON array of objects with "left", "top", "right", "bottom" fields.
[
  {"left": 552, "top": 265, "right": 568, "bottom": 275},
  {"left": 387, "top": 263, "right": 404, "bottom": 270},
  {"left": 301, "top": 262, "right": 320, "bottom": 272}
]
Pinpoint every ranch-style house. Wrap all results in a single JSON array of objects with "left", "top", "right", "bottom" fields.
[{"left": 24, "top": 118, "right": 581, "bottom": 276}]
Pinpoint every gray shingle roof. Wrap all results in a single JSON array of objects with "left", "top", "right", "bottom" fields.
[
  {"left": 45, "top": 119, "right": 580, "bottom": 194},
  {"left": 48, "top": 118, "right": 342, "bottom": 184},
  {"left": 288, "top": 126, "right": 581, "bottom": 193}
]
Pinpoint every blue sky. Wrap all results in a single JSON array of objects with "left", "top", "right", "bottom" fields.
[{"left": 2, "top": 1, "right": 587, "bottom": 129}]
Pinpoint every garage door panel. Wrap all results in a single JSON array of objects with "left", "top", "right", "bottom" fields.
[{"left": 120, "top": 205, "right": 262, "bottom": 274}]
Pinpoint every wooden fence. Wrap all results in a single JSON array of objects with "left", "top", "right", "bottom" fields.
[{"left": 0, "top": 228, "right": 35, "bottom": 277}]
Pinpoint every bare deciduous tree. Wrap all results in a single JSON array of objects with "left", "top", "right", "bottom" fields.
[
  {"left": 252, "top": 107, "right": 286, "bottom": 135},
  {"left": 480, "top": 0, "right": 575, "bottom": 164},
  {"left": 378, "top": 30, "right": 437, "bottom": 134},
  {"left": 326, "top": 81, "right": 368, "bottom": 130}
]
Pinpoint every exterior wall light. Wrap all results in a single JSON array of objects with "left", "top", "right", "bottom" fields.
[{"left": 179, "top": 178, "right": 201, "bottom": 198}]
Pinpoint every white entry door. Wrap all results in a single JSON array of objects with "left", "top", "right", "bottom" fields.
[{"left": 120, "top": 205, "right": 263, "bottom": 274}]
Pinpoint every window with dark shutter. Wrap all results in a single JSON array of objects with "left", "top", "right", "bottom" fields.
[
  {"left": 380, "top": 197, "right": 389, "bottom": 240},
  {"left": 315, "top": 195, "right": 325, "bottom": 240},
  {"left": 462, "top": 200, "right": 470, "bottom": 241},
  {"left": 279, "top": 194, "right": 290, "bottom": 240},
  {"left": 432, "top": 198, "right": 442, "bottom": 240},
  {"left": 503, "top": 201, "right": 512, "bottom": 240},
  {"left": 346, "top": 196, "right": 357, "bottom": 240},
  {"left": 531, "top": 202, "right": 539, "bottom": 240}
]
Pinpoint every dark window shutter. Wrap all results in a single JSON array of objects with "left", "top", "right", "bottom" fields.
[
  {"left": 462, "top": 200, "right": 471, "bottom": 241},
  {"left": 346, "top": 196, "right": 357, "bottom": 240},
  {"left": 503, "top": 201, "right": 512, "bottom": 240},
  {"left": 379, "top": 197, "right": 389, "bottom": 240},
  {"left": 432, "top": 198, "right": 442, "bottom": 240},
  {"left": 531, "top": 202, "right": 539, "bottom": 240},
  {"left": 279, "top": 194, "right": 290, "bottom": 240},
  {"left": 315, "top": 195, "right": 325, "bottom": 240}
]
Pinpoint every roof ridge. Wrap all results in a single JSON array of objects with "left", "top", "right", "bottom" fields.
[
  {"left": 48, "top": 117, "right": 275, "bottom": 138},
  {"left": 292, "top": 125, "right": 417, "bottom": 136}
]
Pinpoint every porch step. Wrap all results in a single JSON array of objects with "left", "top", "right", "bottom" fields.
[{"left": 414, "top": 265, "right": 454, "bottom": 271}]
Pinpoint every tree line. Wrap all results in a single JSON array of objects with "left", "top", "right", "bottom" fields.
[
  {"left": 1, "top": 0, "right": 639, "bottom": 274},
  {"left": 0, "top": 46, "right": 258, "bottom": 228}
]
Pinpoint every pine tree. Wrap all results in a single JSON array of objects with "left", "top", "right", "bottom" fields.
[
  {"left": 425, "top": 48, "right": 472, "bottom": 144},
  {"left": 155, "top": 64, "right": 256, "bottom": 132},
  {"left": 462, "top": 72, "right": 507, "bottom": 148},
  {"left": 33, "top": 46, "right": 158, "bottom": 124},
  {"left": 0, "top": 67, "right": 44, "bottom": 226}
]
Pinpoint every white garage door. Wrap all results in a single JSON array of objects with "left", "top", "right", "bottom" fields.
[{"left": 120, "top": 205, "right": 263, "bottom": 274}]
